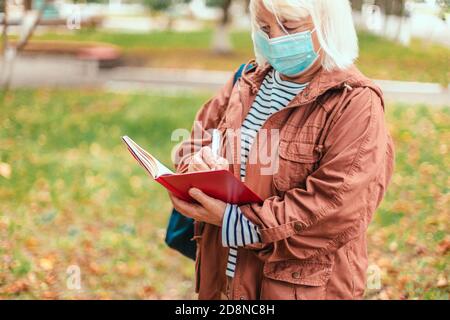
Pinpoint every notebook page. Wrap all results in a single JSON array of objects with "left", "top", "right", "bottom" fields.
[
  {"left": 123, "top": 137, "right": 157, "bottom": 177},
  {"left": 130, "top": 139, "right": 173, "bottom": 178},
  {"left": 122, "top": 136, "right": 173, "bottom": 178}
]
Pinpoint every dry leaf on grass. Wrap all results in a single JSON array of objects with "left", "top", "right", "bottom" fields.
[{"left": 0, "top": 163, "right": 11, "bottom": 179}]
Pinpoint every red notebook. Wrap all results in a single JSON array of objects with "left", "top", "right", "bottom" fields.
[{"left": 121, "top": 136, "right": 262, "bottom": 205}]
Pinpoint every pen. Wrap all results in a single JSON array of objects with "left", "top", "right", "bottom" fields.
[{"left": 211, "top": 129, "right": 221, "bottom": 157}]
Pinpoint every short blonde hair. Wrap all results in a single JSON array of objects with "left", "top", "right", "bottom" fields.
[{"left": 249, "top": 0, "right": 359, "bottom": 71}]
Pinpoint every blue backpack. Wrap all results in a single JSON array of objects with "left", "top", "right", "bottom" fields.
[{"left": 165, "top": 63, "right": 255, "bottom": 260}]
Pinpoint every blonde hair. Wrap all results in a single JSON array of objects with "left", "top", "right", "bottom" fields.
[{"left": 249, "top": 0, "right": 359, "bottom": 71}]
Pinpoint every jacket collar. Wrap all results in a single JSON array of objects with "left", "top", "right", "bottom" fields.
[{"left": 240, "top": 60, "right": 383, "bottom": 109}]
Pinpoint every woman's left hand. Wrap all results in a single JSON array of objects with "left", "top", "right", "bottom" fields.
[{"left": 168, "top": 188, "right": 227, "bottom": 227}]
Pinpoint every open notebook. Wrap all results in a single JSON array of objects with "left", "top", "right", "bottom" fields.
[{"left": 121, "top": 136, "right": 262, "bottom": 205}]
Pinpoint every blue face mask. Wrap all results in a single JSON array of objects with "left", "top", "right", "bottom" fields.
[{"left": 254, "top": 28, "right": 320, "bottom": 77}]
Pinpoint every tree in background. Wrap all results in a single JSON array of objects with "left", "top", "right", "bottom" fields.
[
  {"left": 437, "top": 0, "right": 450, "bottom": 9},
  {"left": 350, "top": 0, "right": 408, "bottom": 43},
  {"left": 143, "top": 0, "right": 191, "bottom": 30},
  {"left": 374, "top": 0, "right": 406, "bottom": 18},
  {"left": 143, "top": 0, "right": 179, "bottom": 11},
  {"left": 376, "top": 0, "right": 406, "bottom": 42},
  {"left": 206, "top": 0, "right": 233, "bottom": 54},
  {"left": 1, "top": 0, "right": 51, "bottom": 90},
  {"left": 350, "top": 0, "right": 406, "bottom": 19},
  {"left": 350, "top": 0, "right": 405, "bottom": 14},
  {"left": 144, "top": 0, "right": 238, "bottom": 55},
  {"left": 350, "top": 0, "right": 364, "bottom": 11},
  {"left": 436, "top": 0, "right": 449, "bottom": 20}
]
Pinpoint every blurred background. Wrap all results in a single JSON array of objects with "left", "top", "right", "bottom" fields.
[{"left": 0, "top": 0, "right": 449, "bottom": 300}]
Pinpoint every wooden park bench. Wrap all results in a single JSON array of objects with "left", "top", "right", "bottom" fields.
[{"left": 16, "top": 40, "right": 122, "bottom": 69}]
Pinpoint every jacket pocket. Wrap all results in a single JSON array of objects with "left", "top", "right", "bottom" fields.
[
  {"left": 273, "top": 140, "right": 320, "bottom": 192},
  {"left": 260, "top": 260, "right": 333, "bottom": 300}
]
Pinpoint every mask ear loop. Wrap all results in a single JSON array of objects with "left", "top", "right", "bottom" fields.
[{"left": 310, "top": 28, "right": 322, "bottom": 56}]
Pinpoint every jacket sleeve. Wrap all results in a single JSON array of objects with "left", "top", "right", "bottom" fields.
[
  {"left": 240, "top": 88, "right": 390, "bottom": 261},
  {"left": 173, "top": 71, "right": 236, "bottom": 174}
]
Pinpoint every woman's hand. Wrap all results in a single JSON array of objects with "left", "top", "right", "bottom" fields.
[
  {"left": 187, "top": 146, "right": 229, "bottom": 172},
  {"left": 168, "top": 188, "right": 226, "bottom": 227},
  {"left": 168, "top": 147, "right": 229, "bottom": 226}
]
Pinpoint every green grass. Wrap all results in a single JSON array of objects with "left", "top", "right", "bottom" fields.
[
  {"left": 29, "top": 29, "right": 450, "bottom": 85},
  {"left": 0, "top": 89, "right": 449, "bottom": 299},
  {"left": 0, "top": 89, "right": 205, "bottom": 299}
]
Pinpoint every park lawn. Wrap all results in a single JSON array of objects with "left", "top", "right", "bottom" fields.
[
  {"left": 29, "top": 29, "right": 450, "bottom": 85},
  {"left": 0, "top": 89, "right": 449, "bottom": 299}
]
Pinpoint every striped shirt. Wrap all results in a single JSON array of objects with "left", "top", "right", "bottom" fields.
[{"left": 222, "top": 69, "right": 308, "bottom": 278}]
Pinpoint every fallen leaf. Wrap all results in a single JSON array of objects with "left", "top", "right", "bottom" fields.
[
  {"left": 389, "top": 241, "right": 398, "bottom": 252},
  {"left": 437, "top": 275, "right": 448, "bottom": 288},
  {"left": 88, "top": 262, "right": 104, "bottom": 275},
  {"left": 25, "top": 237, "right": 39, "bottom": 250},
  {"left": 437, "top": 239, "right": 450, "bottom": 255},
  {"left": 415, "top": 245, "right": 427, "bottom": 256},
  {"left": 44, "top": 273, "right": 57, "bottom": 285},
  {"left": 1, "top": 280, "right": 29, "bottom": 294},
  {"left": 0, "top": 162, "right": 11, "bottom": 179},
  {"left": 42, "top": 291, "right": 59, "bottom": 300},
  {"left": 138, "top": 285, "right": 156, "bottom": 299},
  {"left": 39, "top": 258, "right": 54, "bottom": 271}
]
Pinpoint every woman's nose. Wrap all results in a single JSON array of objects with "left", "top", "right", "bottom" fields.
[{"left": 269, "top": 26, "right": 288, "bottom": 39}]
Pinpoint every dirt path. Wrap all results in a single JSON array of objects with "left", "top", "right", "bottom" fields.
[{"left": 4, "top": 55, "right": 449, "bottom": 106}]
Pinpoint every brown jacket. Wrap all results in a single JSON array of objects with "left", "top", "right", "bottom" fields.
[{"left": 175, "top": 61, "right": 395, "bottom": 300}]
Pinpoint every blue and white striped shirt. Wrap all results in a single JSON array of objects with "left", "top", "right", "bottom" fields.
[{"left": 222, "top": 69, "right": 308, "bottom": 278}]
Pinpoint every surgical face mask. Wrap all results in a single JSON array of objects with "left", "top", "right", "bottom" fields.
[{"left": 254, "top": 28, "right": 320, "bottom": 77}]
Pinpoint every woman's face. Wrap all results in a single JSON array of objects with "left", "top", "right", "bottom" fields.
[{"left": 255, "top": 1, "right": 322, "bottom": 57}]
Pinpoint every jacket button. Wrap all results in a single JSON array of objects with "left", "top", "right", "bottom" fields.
[
  {"left": 294, "top": 222, "right": 302, "bottom": 232},
  {"left": 292, "top": 272, "right": 301, "bottom": 279},
  {"left": 239, "top": 296, "right": 245, "bottom": 300}
]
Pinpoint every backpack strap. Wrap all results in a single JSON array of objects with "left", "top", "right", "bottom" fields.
[{"left": 234, "top": 63, "right": 255, "bottom": 85}]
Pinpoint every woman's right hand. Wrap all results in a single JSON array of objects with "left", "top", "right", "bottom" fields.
[{"left": 187, "top": 146, "right": 229, "bottom": 172}]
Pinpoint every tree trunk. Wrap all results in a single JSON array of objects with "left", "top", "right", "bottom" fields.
[
  {"left": 350, "top": 0, "right": 364, "bottom": 11},
  {"left": 374, "top": 0, "right": 406, "bottom": 42},
  {"left": 24, "top": 0, "right": 33, "bottom": 11},
  {"left": 1, "top": 0, "right": 50, "bottom": 90},
  {"left": 212, "top": 0, "right": 233, "bottom": 55},
  {"left": 2, "top": 0, "right": 8, "bottom": 54},
  {"left": 1, "top": 0, "right": 12, "bottom": 91},
  {"left": 244, "top": 0, "right": 250, "bottom": 13}
]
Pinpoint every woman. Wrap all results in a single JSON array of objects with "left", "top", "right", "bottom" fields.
[{"left": 169, "top": 0, "right": 395, "bottom": 300}]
